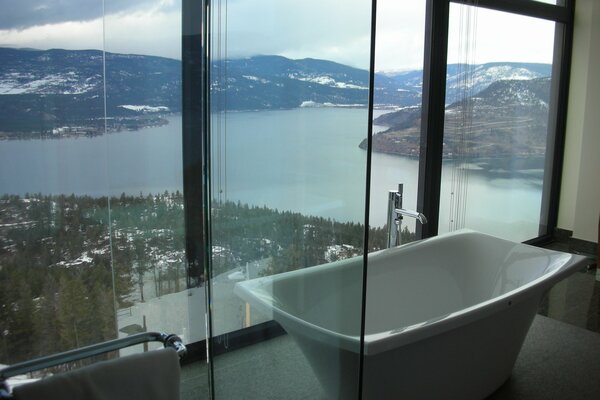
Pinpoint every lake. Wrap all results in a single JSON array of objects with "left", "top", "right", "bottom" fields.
[{"left": 0, "top": 108, "right": 543, "bottom": 240}]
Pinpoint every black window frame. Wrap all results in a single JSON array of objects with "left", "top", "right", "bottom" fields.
[{"left": 417, "top": 0, "right": 575, "bottom": 243}]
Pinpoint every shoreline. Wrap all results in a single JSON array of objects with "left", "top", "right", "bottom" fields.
[{"left": 0, "top": 114, "right": 175, "bottom": 141}]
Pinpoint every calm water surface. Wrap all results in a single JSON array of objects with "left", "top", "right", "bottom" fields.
[{"left": 0, "top": 108, "right": 543, "bottom": 240}]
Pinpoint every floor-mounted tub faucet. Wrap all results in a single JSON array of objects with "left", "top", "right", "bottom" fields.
[{"left": 387, "top": 184, "right": 427, "bottom": 248}]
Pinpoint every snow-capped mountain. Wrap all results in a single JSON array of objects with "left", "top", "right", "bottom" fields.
[
  {"left": 210, "top": 55, "right": 415, "bottom": 110},
  {"left": 367, "top": 76, "right": 552, "bottom": 159},
  {"left": 383, "top": 62, "right": 551, "bottom": 104},
  {"left": 466, "top": 76, "right": 550, "bottom": 110},
  {"left": 0, "top": 47, "right": 552, "bottom": 137},
  {"left": 0, "top": 47, "right": 180, "bottom": 106},
  {"left": 445, "top": 63, "right": 551, "bottom": 103},
  {"left": 0, "top": 49, "right": 104, "bottom": 96},
  {"left": 0, "top": 47, "right": 180, "bottom": 135}
]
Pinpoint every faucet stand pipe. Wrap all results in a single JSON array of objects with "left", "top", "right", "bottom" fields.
[{"left": 386, "top": 184, "right": 427, "bottom": 248}]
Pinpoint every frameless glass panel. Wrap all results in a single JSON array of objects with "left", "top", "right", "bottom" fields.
[
  {"left": 361, "top": 1, "right": 429, "bottom": 398},
  {"left": 103, "top": 0, "right": 195, "bottom": 358},
  {"left": 0, "top": 0, "right": 191, "bottom": 381},
  {"left": 369, "top": 0, "right": 427, "bottom": 249},
  {"left": 208, "top": 0, "right": 372, "bottom": 398},
  {"left": 0, "top": 1, "right": 111, "bottom": 369},
  {"left": 439, "top": 5, "right": 555, "bottom": 241}
]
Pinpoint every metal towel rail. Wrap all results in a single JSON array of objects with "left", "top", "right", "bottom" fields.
[{"left": 0, "top": 331, "right": 186, "bottom": 383}]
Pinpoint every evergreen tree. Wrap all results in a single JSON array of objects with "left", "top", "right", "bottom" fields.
[
  {"left": 90, "top": 283, "right": 117, "bottom": 342},
  {"left": 133, "top": 238, "right": 150, "bottom": 302},
  {"left": 33, "top": 275, "right": 61, "bottom": 358},
  {"left": 5, "top": 280, "right": 36, "bottom": 363},
  {"left": 56, "top": 275, "right": 93, "bottom": 350}
]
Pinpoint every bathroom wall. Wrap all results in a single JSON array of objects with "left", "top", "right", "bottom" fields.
[{"left": 558, "top": 0, "right": 600, "bottom": 243}]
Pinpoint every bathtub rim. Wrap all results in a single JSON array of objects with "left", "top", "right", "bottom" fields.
[{"left": 234, "top": 229, "right": 589, "bottom": 355}]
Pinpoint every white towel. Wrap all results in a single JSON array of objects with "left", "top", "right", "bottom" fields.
[{"left": 13, "top": 348, "right": 180, "bottom": 400}]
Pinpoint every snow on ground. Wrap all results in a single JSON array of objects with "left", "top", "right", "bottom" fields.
[
  {"left": 116, "top": 286, "right": 206, "bottom": 357},
  {"left": 115, "top": 257, "right": 274, "bottom": 358},
  {"left": 0, "top": 369, "right": 41, "bottom": 392},
  {"left": 289, "top": 74, "right": 368, "bottom": 90},
  {"left": 242, "top": 75, "right": 270, "bottom": 84},
  {"left": 0, "top": 73, "right": 98, "bottom": 95},
  {"left": 118, "top": 105, "right": 170, "bottom": 113},
  {"left": 300, "top": 101, "right": 365, "bottom": 108},
  {"left": 54, "top": 252, "right": 94, "bottom": 268}
]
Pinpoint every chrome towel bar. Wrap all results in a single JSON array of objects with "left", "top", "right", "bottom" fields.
[{"left": 0, "top": 331, "right": 186, "bottom": 382}]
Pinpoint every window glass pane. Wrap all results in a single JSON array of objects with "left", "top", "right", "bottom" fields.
[
  {"left": 369, "top": 0, "right": 427, "bottom": 249},
  {"left": 208, "top": 0, "right": 371, "bottom": 398},
  {"left": 0, "top": 0, "right": 190, "bottom": 379},
  {"left": 439, "top": 5, "right": 556, "bottom": 241},
  {"left": 0, "top": 2, "right": 109, "bottom": 366}
]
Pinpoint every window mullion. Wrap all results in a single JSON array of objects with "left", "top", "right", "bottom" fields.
[
  {"left": 450, "top": 0, "right": 570, "bottom": 23},
  {"left": 416, "top": 0, "right": 450, "bottom": 239}
]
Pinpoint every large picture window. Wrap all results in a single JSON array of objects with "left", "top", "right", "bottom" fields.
[
  {"left": 437, "top": 5, "right": 557, "bottom": 241},
  {"left": 416, "top": 0, "right": 573, "bottom": 242},
  {"left": 1, "top": 0, "right": 574, "bottom": 398}
]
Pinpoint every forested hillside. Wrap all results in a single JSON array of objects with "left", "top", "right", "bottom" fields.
[{"left": 0, "top": 192, "right": 400, "bottom": 365}]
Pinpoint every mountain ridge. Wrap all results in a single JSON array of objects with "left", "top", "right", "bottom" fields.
[
  {"left": 364, "top": 76, "right": 552, "bottom": 159},
  {"left": 0, "top": 47, "right": 552, "bottom": 139}
]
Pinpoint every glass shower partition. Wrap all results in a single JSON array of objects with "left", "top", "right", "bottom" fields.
[
  {"left": 206, "top": 0, "right": 374, "bottom": 398},
  {"left": 0, "top": 0, "right": 192, "bottom": 378}
]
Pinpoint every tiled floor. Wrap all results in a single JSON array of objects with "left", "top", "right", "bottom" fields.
[{"left": 181, "top": 242, "right": 600, "bottom": 399}]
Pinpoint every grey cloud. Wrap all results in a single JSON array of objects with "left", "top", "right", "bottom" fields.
[{"left": 0, "top": 0, "right": 174, "bottom": 30}]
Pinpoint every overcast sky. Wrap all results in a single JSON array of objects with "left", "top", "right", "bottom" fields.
[{"left": 0, "top": 0, "right": 555, "bottom": 71}]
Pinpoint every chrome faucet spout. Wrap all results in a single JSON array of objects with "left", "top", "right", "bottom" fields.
[{"left": 395, "top": 208, "right": 428, "bottom": 225}]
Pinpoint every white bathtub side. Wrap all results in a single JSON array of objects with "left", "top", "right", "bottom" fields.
[
  {"left": 234, "top": 230, "right": 589, "bottom": 399},
  {"left": 362, "top": 293, "right": 541, "bottom": 400}
]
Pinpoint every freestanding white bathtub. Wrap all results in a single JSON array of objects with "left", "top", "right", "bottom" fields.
[{"left": 234, "top": 230, "right": 587, "bottom": 399}]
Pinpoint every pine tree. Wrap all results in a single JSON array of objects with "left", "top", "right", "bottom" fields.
[
  {"left": 90, "top": 283, "right": 117, "bottom": 342},
  {"left": 33, "top": 275, "right": 61, "bottom": 358},
  {"left": 5, "top": 280, "right": 36, "bottom": 363},
  {"left": 133, "top": 238, "right": 150, "bottom": 302},
  {"left": 56, "top": 275, "right": 92, "bottom": 351}
]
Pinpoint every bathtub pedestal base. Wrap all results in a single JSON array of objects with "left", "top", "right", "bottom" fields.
[{"left": 361, "top": 296, "right": 539, "bottom": 400}]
